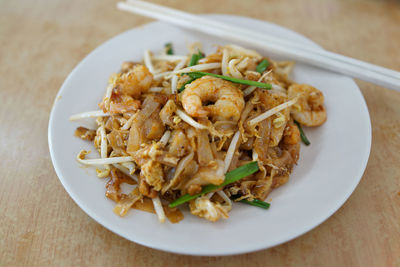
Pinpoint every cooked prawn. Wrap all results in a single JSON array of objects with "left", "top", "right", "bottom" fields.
[
  {"left": 118, "top": 64, "right": 153, "bottom": 98},
  {"left": 288, "top": 84, "right": 327, "bottom": 126},
  {"left": 181, "top": 76, "right": 245, "bottom": 122}
]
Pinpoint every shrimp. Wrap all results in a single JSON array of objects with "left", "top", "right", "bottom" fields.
[
  {"left": 181, "top": 76, "right": 245, "bottom": 122},
  {"left": 118, "top": 64, "right": 153, "bottom": 98},
  {"left": 288, "top": 84, "right": 327, "bottom": 127}
]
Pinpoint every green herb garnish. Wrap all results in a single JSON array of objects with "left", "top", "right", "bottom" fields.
[
  {"left": 165, "top": 43, "right": 173, "bottom": 55},
  {"left": 294, "top": 120, "right": 310, "bottom": 145},
  {"left": 169, "top": 161, "right": 259, "bottom": 208},
  {"left": 256, "top": 59, "right": 270, "bottom": 73},
  {"left": 239, "top": 199, "right": 270, "bottom": 209},
  {"left": 231, "top": 194, "right": 270, "bottom": 209},
  {"left": 188, "top": 50, "right": 204, "bottom": 66},
  {"left": 177, "top": 77, "right": 197, "bottom": 92},
  {"left": 184, "top": 72, "right": 272, "bottom": 89},
  {"left": 240, "top": 199, "right": 270, "bottom": 209}
]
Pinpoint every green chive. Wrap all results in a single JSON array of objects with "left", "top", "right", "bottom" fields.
[
  {"left": 294, "top": 120, "right": 310, "bottom": 145},
  {"left": 256, "top": 59, "right": 270, "bottom": 73},
  {"left": 239, "top": 199, "right": 270, "bottom": 209},
  {"left": 231, "top": 195, "right": 270, "bottom": 209},
  {"left": 188, "top": 54, "right": 199, "bottom": 67},
  {"left": 177, "top": 77, "right": 197, "bottom": 92},
  {"left": 176, "top": 51, "right": 205, "bottom": 92},
  {"left": 188, "top": 50, "right": 204, "bottom": 67},
  {"left": 185, "top": 72, "right": 272, "bottom": 89},
  {"left": 165, "top": 43, "right": 173, "bottom": 55},
  {"left": 169, "top": 161, "right": 259, "bottom": 208}
]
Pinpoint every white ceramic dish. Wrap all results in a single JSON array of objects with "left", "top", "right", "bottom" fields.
[{"left": 48, "top": 14, "right": 371, "bottom": 256}]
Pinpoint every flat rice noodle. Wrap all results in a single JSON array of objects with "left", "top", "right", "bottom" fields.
[
  {"left": 162, "top": 151, "right": 194, "bottom": 193},
  {"left": 271, "top": 173, "right": 290, "bottom": 189},
  {"left": 269, "top": 108, "right": 290, "bottom": 147},
  {"left": 168, "top": 130, "right": 190, "bottom": 157},
  {"left": 184, "top": 159, "right": 225, "bottom": 188},
  {"left": 104, "top": 116, "right": 121, "bottom": 131},
  {"left": 106, "top": 168, "right": 137, "bottom": 202},
  {"left": 159, "top": 99, "right": 177, "bottom": 126},
  {"left": 127, "top": 121, "right": 144, "bottom": 154},
  {"left": 74, "top": 127, "right": 96, "bottom": 141},
  {"left": 127, "top": 96, "right": 160, "bottom": 154},
  {"left": 185, "top": 127, "right": 197, "bottom": 151},
  {"left": 106, "top": 168, "right": 123, "bottom": 202},
  {"left": 143, "top": 111, "right": 165, "bottom": 140},
  {"left": 163, "top": 206, "right": 184, "bottom": 223},
  {"left": 132, "top": 197, "right": 155, "bottom": 213},
  {"left": 197, "top": 129, "right": 214, "bottom": 166},
  {"left": 156, "top": 154, "right": 180, "bottom": 167},
  {"left": 107, "top": 130, "right": 129, "bottom": 156},
  {"left": 271, "top": 149, "right": 294, "bottom": 171},
  {"left": 240, "top": 137, "right": 254, "bottom": 150},
  {"left": 238, "top": 101, "right": 254, "bottom": 142},
  {"left": 210, "top": 141, "right": 218, "bottom": 158},
  {"left": 252, "top": 166, "right": 272, "bottom": 200},
  {"left": 227, "top": 151, "right": 240, "bottom": 172},
  {"left": 259, "top": 90, "right": 290, "bottom": 147},
  {"left": 213, "top": 121, "right": 236, "bottom": 136},
  {"left": 254, "top": 118, "right": 272, "bottom": 163},
  {"left": 281, "top": 142, "right": 300, "bottom": 165},
  {"left": 132, "top": 197, "right": 184, "bottom": 223},
  {"left": 173, "top": 159, "right": 199, "bottom": 192},
  {"left": 253, "top": 178, "right": 273, "bottom": 200},
  {"left": 113, "top": 187, "right": 141, "bottom": 217}
]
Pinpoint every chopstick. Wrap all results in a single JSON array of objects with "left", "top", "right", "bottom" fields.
[{"left": 117, "top": 0, "right": 400, "bottom": 91}]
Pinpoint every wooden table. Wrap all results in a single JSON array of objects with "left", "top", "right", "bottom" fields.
[{"left": 1, "top": 0, "right": 399, "bottom": 265}]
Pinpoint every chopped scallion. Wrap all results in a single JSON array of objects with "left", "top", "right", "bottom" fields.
[
  {"left": 177, "top": 77, "right": 197, "bottom": 92},
  {"left": 188, "top": 50, "right": 204, "bottom": 66},
  {"left": 294, "top": 120, "right": 310, "bottom": 145},
  {"left": 231, "top": 195, "right": 270, "bottom": 209},
  {"left": 239, "top": 199, "right": 270, "bottom": 209},
  {"left": 256, "top": 59, "right": 270, "bottom": 73},
  {"left": 168, "top": 161, "right": 259, "bottom": 208},
  {"left": 185, "top": 72, "right": 272, "bottom": 89},
  {"left": 165, "top": 43, "right": 173, "bottom": 55}
]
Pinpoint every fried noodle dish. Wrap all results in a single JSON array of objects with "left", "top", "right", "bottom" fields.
[{"left": 71, "top": 43, "right": 327, "bottom": 223}]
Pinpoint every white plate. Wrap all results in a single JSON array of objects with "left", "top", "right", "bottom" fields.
[{"left": 48, "top": 15, "right": 371, "bottom": 256}]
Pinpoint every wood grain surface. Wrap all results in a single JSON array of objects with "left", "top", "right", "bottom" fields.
[{"left": 1, "top": 0, "right": 399, "bottom": 266}]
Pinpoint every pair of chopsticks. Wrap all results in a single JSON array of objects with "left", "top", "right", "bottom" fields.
[{"left": 117, "top": 0, "right": 400, "bottom": 91}]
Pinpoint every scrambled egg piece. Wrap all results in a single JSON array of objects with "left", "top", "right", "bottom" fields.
[
  {"left": 189, "top": 196, "right": 229, "bottom": 222},
  {"left": 140, "top": 160, "right": 164, "bottom": 191}
]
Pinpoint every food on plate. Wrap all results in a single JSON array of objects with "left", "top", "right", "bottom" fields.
[{"left": 70, "top": 43, "right": 327, "bottom": 223}]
